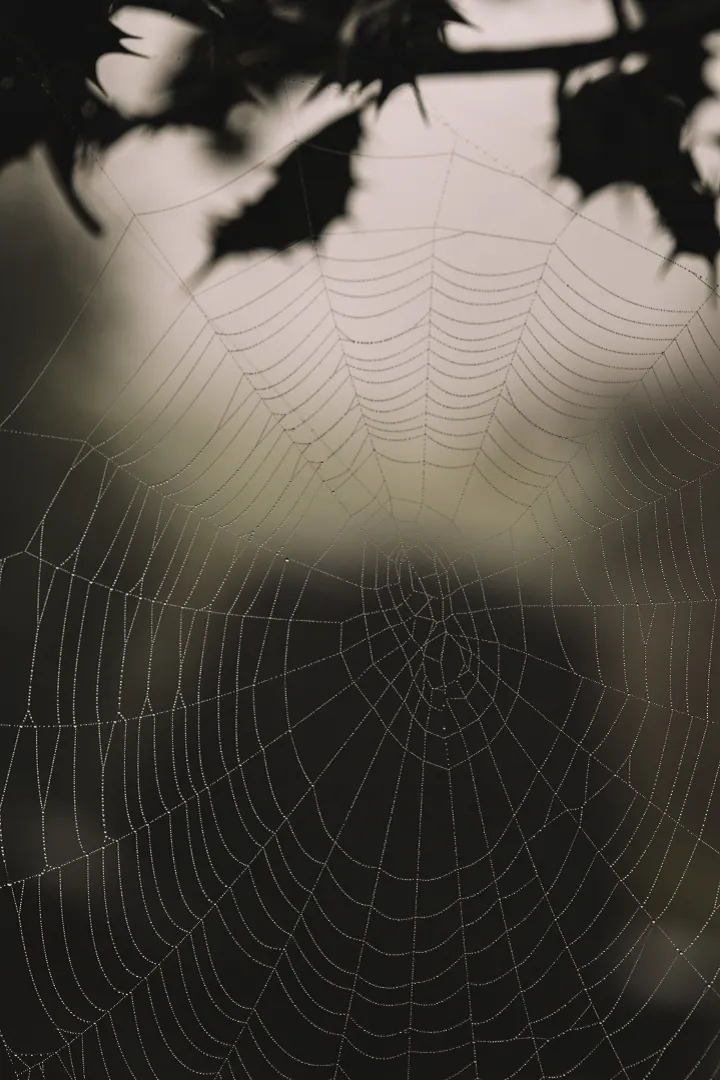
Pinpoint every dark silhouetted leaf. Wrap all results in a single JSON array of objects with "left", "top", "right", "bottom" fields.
[
  {"left": 555, "top": 65, "right": 720, "bottom": 279},
  {"left": 76, "top": 91, "right": 135, "bottom": 151},
  {"left": 644, "top": 36, "right": 712, "bottom": 116},
  {"left": 122, "top": 28, "right": 255, "bottom": 154},
  {"left": 208, "top": 107, "right": 363, "bottom": 264},
  {"left": 635, "top": 0, "right": 713, "bottom": 114},
  {"left": 2, "top": 0, "right": 717, "bottom": 279},
  {"left": 0, "top": 0, "right": 140, "bottom": 226},
  {"left": 127, "top": 0, "right": 337, "bottom": 150},
  {"left": 144, "top": 0, "right": 470, "bottom": 151},
  {"left": 652, "top": 175, "right": 720, "bottom": 290},
  {"left": 315, "top": 0, "right": 471, "bottom": 113},
  {"left": 44, "top": 118, "right": 102, "bottom": 233}
]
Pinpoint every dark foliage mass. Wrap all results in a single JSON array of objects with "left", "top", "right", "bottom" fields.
[
  {"left": 208, "top": 108, "right": 364, "bottom": 263},
  {"left": 635, "top": 0, "right": 715, "bottom": 114},
  {"left": 0, "top": 0, "right": 138, "bottom": 230},
  {"left": 555, "top": 65, "right": 720, "bottom": 285},
  {"left": 1, "top": 0, "right": 720, "bottom": 278}
]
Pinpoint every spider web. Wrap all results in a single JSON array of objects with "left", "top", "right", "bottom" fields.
[{"left": 3, "top": 21, "right": 720, "bottom": 1080}]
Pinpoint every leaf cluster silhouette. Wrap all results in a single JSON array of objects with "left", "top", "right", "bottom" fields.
[
  {"left": 0, "top": 0, "right": 137, "bottom": 230},
  {"left": 555, "top": 64, "right": 720, "bottom": 284},
  {"left": 209, "top": 108, "right": 364, "bottom": 262},
  {"left": 1, "top": 0, "right": 720, "bottom": 280}
]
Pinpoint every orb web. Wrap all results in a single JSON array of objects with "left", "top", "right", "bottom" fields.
[{"left": 2, "top": 23, "right": 720, "bottom": 1080}]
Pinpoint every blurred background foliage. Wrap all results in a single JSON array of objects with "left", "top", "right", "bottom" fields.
[{"left": 2, "top": 0, "right": 720, "bottom": 276}]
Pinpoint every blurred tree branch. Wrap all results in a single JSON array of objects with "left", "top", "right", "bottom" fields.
[
  {"left": 2, "top": 0, "right": 720, "bottom": 281},
  {"left": 414, "top": 0, "right": 720, "bottom": 79}
]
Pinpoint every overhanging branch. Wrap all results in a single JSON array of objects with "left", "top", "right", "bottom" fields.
[{"left": 415, "top": 0, "right": 720, "bottom": 80}]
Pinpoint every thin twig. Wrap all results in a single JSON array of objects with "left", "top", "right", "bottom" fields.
[{"left": 414, "top": 0, "right": 720, "bottom": 79}]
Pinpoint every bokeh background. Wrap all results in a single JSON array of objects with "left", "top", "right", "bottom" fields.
[{"left": 4, "top": 1, "right": 720, "bottom": 1077}]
